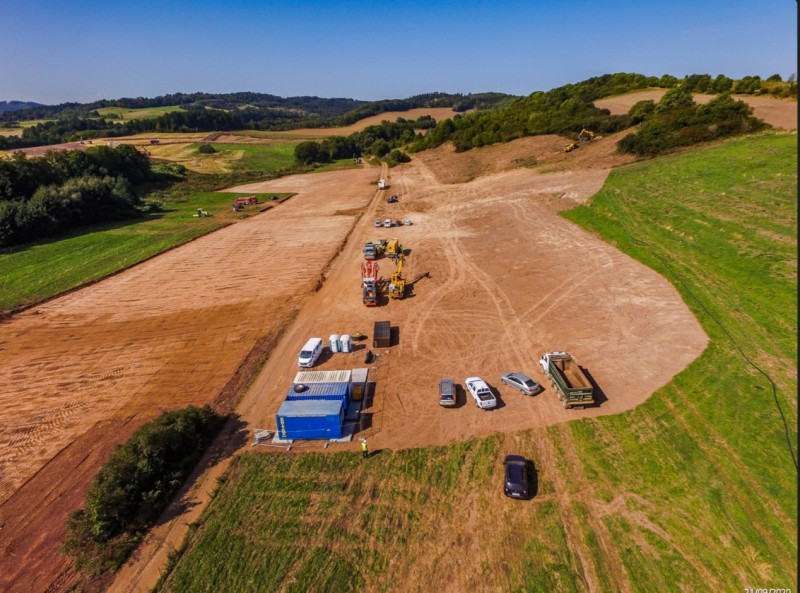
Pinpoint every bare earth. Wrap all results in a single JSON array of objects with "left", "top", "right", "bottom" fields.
[
  {"left": 595, "top": 90, "right": 798, "bottom": 130},
  {"left": 6, "top": 94, "right": 796, "bottom": 593}
]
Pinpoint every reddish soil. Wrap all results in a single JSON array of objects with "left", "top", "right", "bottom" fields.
[{"left": 8, "top": 96, "right": 794, "bottom": 592}]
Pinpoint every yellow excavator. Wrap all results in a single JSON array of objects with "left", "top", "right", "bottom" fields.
[
  {"left": 564, "top": 129, "right": 599, "bottom": 152},
  {"left": 388, "top": 256, "right": 406, "bottom": 299}
]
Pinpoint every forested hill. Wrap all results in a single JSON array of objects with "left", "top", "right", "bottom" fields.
[
  {"left": 0, "top": 91, "right": 517, "bottom": 150},
  {"left": 0, "top": 100, "right": 43, "bottom": 114},
  {"left": 1, "top": 91, "right": 516, "bottom": 126}
]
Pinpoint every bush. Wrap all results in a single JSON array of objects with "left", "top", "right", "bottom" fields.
[
  {"left": 61, "top": 405, "right": 224, "bottom": 575},
  {"left": 294, "top": 140, "right": 324, "bottom": 165},
  {"left": 388, "top": 150, "right": 411, "bottom": 166},
  {"left": 197, "top": 143, "right": 215, "bottom": 154}
]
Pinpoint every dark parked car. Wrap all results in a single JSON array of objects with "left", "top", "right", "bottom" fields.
[
  {"left": 503, "top": 455, "right": 529, "bottom": 499},
  {"left": 500, "top": 372, "right": 541, "bottom": 395},
  {"left": 438, "top": 379, "right": 456, "bottom": 407},
  {"left": 387, "top": 195, "right": 398, "bottom": 203}
]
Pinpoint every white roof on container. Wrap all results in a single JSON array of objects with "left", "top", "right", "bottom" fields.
[
  {"left": 350, "top": 368, "right": 369, "bottom": 382},
  {"left": 294, "top": 369, "right": 352, "bottom": 384}
]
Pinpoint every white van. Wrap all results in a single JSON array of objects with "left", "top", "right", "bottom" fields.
[{"left": 298, "top": 337, "right": 323, "bottom": 367}]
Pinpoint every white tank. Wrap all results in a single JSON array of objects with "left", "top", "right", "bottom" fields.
[
  {"left": 329, "top": 334, "right": 340, "bottom": 353},
  {"left": 340, "top": 334, "right": 351, "bottom": 353}
]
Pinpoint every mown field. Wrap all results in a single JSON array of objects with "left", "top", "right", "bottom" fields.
[
  {"left": 153, "top": 132, "right": 797, "bottom": 593},
  {"left": 0, "top": 191, "right": 289, "bottom": 311},
  {"left": 95, "top": 105, "right": 186, "bottom": 121}
]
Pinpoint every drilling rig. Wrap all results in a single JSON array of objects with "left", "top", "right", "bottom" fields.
[{"left": 361, "top": 260, "right": 379, "bottom": 306}]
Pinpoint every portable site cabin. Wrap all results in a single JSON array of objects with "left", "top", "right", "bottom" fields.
[{"left": 276, "top": 399, "right": 344, "bottom": 440}]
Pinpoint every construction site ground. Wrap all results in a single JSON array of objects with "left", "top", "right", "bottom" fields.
[{"left": 0, "top": 96, "right": 795, "bottom": 593}]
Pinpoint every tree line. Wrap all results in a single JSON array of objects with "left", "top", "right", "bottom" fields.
[
  {"left": 0, "top": 91, "right": 517, "bottom": 150},
  {"left": 0, "top": 144, "right": 152, "bottom": 247},
  {"left": 293, "top": 115, "right": 432, "bottom": 166},
  {"left": 402, "top": 73, "right": 783, "bottom": 156}
]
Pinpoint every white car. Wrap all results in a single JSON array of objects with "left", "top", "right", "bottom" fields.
[
  {"left": 404, "top": 219, "right": 412, "bottom": 226},
  {"left": 383, "top": 219, "right": 393, "bottom": 228},
  {"left": 374, "top": 220, "right": 382, "bottom": 227},
  {"left": 465, "top": 376, "right": 497, "bottom": 409}
]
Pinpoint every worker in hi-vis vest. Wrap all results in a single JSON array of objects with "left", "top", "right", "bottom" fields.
[{"left": 361, "top": 440, "right": 368, "bottom": 459}]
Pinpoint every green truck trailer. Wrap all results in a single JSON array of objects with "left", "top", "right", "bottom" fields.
[{"left": 539, "top": 352, "right": 594, "bottom": 409}]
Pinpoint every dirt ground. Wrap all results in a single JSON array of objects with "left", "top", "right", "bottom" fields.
[
  {"left": 1, "top": 95, "right": 794, "bottom": 593},
  {"left": 595, "top": 90, "right": 798, "bottom": 130}
]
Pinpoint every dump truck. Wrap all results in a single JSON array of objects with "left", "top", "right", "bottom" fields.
[
  {"left": 363, "top": 240, "right": 387, "bottom": 260},
  {"left": 539, "top": 352, "right": 594, "bottom": 409}
]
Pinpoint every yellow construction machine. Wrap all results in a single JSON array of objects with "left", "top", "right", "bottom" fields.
[
  {"left": 385, "top": 238, "right": 403, "bottom": 260},
  {"left": 578, "top": 128, "right": 596, "bottom": 142},
  {"left": 388, "top": 256, "right": 406, "bottom": 299}
]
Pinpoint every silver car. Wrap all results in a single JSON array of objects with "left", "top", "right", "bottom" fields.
[
  {"left": 438, "top": 379, "right": 456, "bottom": 407},
  {"left": 500, "top": 372, "right": 541, "bottom": 395}
]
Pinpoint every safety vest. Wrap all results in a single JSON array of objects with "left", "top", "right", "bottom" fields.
[{"left": 361, "top": 442, "right": 368, "bottom": 452}]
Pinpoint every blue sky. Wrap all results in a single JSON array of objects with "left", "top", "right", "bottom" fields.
[{"left": 1, "top": 0, "right": 796, "bottom": 104}]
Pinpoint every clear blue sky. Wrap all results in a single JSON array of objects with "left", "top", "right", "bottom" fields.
[{"left": 1, "top": 0, "right": 796, "bottom": 104}]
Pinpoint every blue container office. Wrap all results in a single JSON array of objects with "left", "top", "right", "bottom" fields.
[{"left": 276, "top": 399, "right": 344, "bottom": 440}]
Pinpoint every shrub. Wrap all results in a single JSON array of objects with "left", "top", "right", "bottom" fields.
[
  {"left": 61, "top": 405, "right": 224, "bottom": 575},
  {"left": 197, "top": 143, "right": 215, "bottom": 154},
  {"left": 294, "top": 140, "right": 324, "bottom": 165}
]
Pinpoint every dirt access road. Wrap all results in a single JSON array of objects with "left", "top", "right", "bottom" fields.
[{"left": 13, "top": 92, "right": 800, "bottom": 590}]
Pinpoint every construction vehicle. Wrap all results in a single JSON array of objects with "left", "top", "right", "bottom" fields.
[
  {"left": 539, "top": 352, "right": 594, "bottom": 409},
  {"left": 193, "top": 208, "right": 210, "bottom": 217},
  {"left": 565, "top": 129, "right": 599, "bottom": 152},
  {"left": 363, "top": 239, "right": 387, "bottom": 260},
  {"left": 385, "top": 238, "right": 403, "bottom": 260},
  {"left": 361, "top": 260, "right": 380, "bottom": 306},
  {"left": 388, "top": 256, "right": 406, "bottom": 299},
  {"left": 378, "top": 178, "right": 387, "bottom": 189}
]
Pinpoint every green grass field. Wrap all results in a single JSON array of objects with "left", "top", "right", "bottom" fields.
[
  {"left": 0, "top": 191, "right": 289, "bottom": 311},
  {"left": 191, "top": 143, "right": 298, "bottom": 172},
  {"left": 153, "top": 132, "right": 797, "bottom": 592}
]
